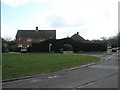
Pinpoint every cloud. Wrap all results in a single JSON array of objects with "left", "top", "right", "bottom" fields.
[
  {"left": 27, "top": 0, "right": 119, "bottom": 39},
  {"left": 39, "top": 0, "right": 118, "bottom": 39},
  {"left": 47, "top": 16, "right": 67, "bottom": 28},
  {"left": 46, "top": 15, "right": 84, "bottom": 28},
  {"left": 1, "top": 0, "right": 31, "bottom": 7},
  {"left": 1, "top": 0, "right": 50, "bottom": 7},
  {"left": 1, "top": 0, "right": 119, "bottom": 40},
  {"left": 1, "top": 23, "right": 12, "bottom": 38}
]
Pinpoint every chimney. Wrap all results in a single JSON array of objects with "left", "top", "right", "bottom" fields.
[
  {"left": 36, "top": 27, "right": 38, "bottom": 30},
  {"left": 77, "top": 32, "right": 79, "bottom": 35}
]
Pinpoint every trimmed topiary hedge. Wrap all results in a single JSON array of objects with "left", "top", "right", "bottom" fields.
[{"left": 31, "top": 38, "right": 107, "bottom": 53}]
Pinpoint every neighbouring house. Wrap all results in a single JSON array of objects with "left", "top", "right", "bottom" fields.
[
  {"left": 16, "top": 27, "right": 56, "bottom": 48},
  {"left": 71, "top": 32, "right": 86, "bottom": 42},
  {"left": 2, "top": 38, "right": 7, "bottom": 47},
  {"left": 2, "top": 38, "right": 8, "bottom": 52},
  {"left": 7, "top": 41, "right": 18, "bottom": 52}
]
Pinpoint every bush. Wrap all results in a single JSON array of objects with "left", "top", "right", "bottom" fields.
[
  {"left": 73, "top": 42, "right": 107, "bottom": 52},
  {"left": 31, "top": 38, "right": 107, "bottom": 53},
  {"left": 2, "top": 46, "right": 8, "bottom": 53}
]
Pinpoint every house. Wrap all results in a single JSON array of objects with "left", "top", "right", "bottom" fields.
[
  {"left": 2, "top": 38, "right": 8, "bottom": 52},
  {"left": 2, "top": 38, "right": 7, "bottom": 47},
  {"left": 71, "top": 32, "right": 86, "bottom": 42},
  {"left": 16, "top": 27, "right": 56, "bottom": 48}
]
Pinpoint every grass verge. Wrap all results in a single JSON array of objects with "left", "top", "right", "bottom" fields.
[{"left": 2, "top": 53, "right": 100, "bottom": 80}]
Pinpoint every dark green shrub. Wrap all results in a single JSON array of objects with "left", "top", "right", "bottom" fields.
[{"left": 31, "top": 38, "right": 107, "bottom": 53}]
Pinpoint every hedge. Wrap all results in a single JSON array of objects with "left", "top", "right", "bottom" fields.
[{"left": 31, "top": 38, "right": 107, "bottom": 53}]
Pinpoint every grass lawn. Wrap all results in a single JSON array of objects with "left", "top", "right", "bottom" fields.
[
  {"left": 2, "top": 53, "right": 100, "bottom": 80},
  {"left": 0, "top": 66, "right": 2, "bottom": 80}
]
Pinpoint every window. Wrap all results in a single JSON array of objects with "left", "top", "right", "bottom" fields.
[
  {"left": 27, "top": 38, "right": 32, "bottom": 41},
  {"left": 27, "top": 45, "right": 30, "bottom": 47},
  {"left": 49, "top": 37, "right": 52, "bottom": 39},
  {"left": 39, "top": 39, "right": 45, "bottom": 42},
  {"left": 18, "top": 44, "right": 22, "bottom": 47},
  {"left": 4, "top": 43, "right": 7, "bottom": 46},
  {"left": 18, "top": 38, "right": 21, "bottom": 41}
]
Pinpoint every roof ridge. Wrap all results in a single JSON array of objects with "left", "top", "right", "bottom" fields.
[
  {"left": 18, "top": 30, "right": 56, "bottom": 31},
  {"left": 16, "top": 30, "right": 56, "bottom": 39}
]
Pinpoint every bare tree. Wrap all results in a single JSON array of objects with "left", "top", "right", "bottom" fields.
[
  {"left": 109, "top": 33, "right": 119, "bottom": 47},
  {"left": 117, "top": 32, "right": 120, "bottom": 47},
  {"left": 3, "top": 36, "right": 12, "bottom": 42}
]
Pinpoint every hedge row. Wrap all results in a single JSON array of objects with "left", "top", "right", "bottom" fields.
[
  {"left": 31, "top": 38, "right": 107, "bottom": 52},
  {"left": 73, "top": 41, "right": 107, "bottom": 52}
]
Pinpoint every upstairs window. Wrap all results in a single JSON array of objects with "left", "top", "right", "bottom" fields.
[
  {"left": 27, "top": 38, "right": 32, "bottom": 42},
  {"left": 18, "top": 44, "right": 22, "bottom": 47},
  {"left": 49, "top": 37, "right": 52, "bottom": 39},
  {"left": 18, "top": 38, "right": 21, "bottom": 41},
  {"left": 39, "top": 39, "right": 45, "bottom": 42}
]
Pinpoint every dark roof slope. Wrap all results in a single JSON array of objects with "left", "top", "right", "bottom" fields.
[
  {"left": 16, "top": 30, "right": 56, "bottom": 39},
  {"left": 71, "top": 33, "right": 85, "bottom": 41},
  {"left": 2, "top": 38, "right": 7, "bottom": 43}
]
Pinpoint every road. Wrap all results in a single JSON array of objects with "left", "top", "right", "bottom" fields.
[{"left": 2, "top": 52, "right": 118, "bottom": 89}]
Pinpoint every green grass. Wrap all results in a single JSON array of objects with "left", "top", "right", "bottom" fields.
[
  {"left": 0, "top": 66, "right": 2, "bottom": 80},
  {"left": 2, "top": 53, "right": 100, "bottom": 80}
]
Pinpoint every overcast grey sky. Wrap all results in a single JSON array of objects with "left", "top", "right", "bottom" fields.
[{"left": 1, "top": 0, "right": 119, "bottom": 40}]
